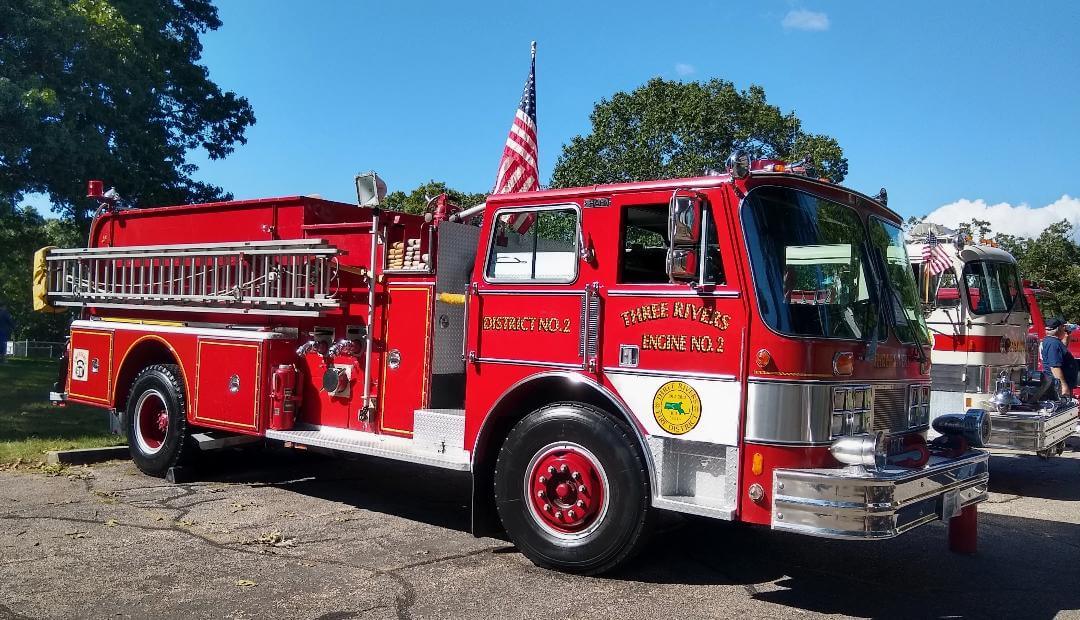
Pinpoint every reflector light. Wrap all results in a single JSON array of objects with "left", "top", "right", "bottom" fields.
[
  {"left": 751, "top": 452, "right": 763, "bottom": 475},
  {"left": 755, "top": 349, "right": 772, "bottom": 369},
  {"left": 833, "top": 351, "right": 854, "bottom": 376}
]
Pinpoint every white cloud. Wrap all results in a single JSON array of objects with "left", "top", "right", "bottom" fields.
[
  {"left": 675, "top": 63, "right": 696, "bottom": 76},
  {"left": 924, "top": 195, "right": 1080, "bottom": 241},
  {"left": 782, "top": 9, "right": 830, "bottom": 32}
]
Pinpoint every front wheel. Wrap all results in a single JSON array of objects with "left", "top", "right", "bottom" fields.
[
  {"left": 123, "top": 364, "right": 191, "bottom": 476},
  {"left": 494, "top": 402, "right": 652, "bottom": 574}
]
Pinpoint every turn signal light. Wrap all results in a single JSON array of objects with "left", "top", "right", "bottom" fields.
[
  {"left": 833, "top": 351, "right": 854, "bottom": 376},
  {"left": 755, "top": 349, "right": 772, "bottom": 369}
]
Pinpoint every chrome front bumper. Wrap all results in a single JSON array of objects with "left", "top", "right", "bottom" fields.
[
  {"left": 986, "top": 404, "right": 1078, "bottom": 451},
  {"left": 771, "top": 450, "right": 989, "bottom": 539}
]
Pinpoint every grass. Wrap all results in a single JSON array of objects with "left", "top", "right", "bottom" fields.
[{"left": 0, "top": 357, "right": 123, "bottom": 465}]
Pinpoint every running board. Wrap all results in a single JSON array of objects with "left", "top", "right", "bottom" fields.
[{"left": 265, "top": 425, "right": 471, "bottom": 471}]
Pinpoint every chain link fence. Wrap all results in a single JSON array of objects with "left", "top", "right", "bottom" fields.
[{"left": 5, "top": 340, "right": 66, "bottom": 359}]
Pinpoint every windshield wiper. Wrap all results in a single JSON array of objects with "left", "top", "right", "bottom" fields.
[
  {"left": 869, "top": 244, "right": 928, "bottom": 365},
  {"left": 998, "top": 290, "right": 1022, "bottom": 325}
]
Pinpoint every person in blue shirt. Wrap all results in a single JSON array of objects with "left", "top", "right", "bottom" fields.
[{"left": 1041, "top": 318, "right": 1078, "bottom": 397}]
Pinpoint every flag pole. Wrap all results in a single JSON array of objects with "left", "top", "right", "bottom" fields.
[{"left": 531, "top": 40, "right": 536, "bottom": 60}]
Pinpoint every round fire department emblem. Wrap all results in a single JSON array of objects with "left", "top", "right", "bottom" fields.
[{"left": 652, "top": 381, "right": 702, "bottom": 435}]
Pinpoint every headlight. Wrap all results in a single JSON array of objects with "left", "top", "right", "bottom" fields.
[
  {"left": 831, "top": 386, "right": 873, "bottom": 438},
  {"left": 907, "top": 384, "right": 932, "bottom": 428},
  {"left": 830, "top": 432, "right": 887, "bottom": 467}
]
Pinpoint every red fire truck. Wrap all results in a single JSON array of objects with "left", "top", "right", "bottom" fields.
[{"left": 37, "top": 156, "right": 990, "bottom": 573}]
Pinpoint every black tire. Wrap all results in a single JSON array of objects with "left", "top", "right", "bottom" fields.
[
  {"left": 494, "top": 402, "right": 652, "bottom": 574},
  {"left": 123, "top": 364, "right": 191, "bottom": 477}
]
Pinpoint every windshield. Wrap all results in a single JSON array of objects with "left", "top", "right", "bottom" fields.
[
  {"left": 869, "top": 219, "right": 931, "bottom": 344},
  {"left": 963, "top": 260, "right": 1024, "bottom": 315},
  {"left": 743, "top": 186, "right": 881, "bottom": 340}
]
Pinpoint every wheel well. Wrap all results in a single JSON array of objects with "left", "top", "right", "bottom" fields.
[
  {"left": 113, "top": 339, "right": 182, "bottom": 412},
  {"left": 470, "top": 372, "right": 651, "bottom": 538}
]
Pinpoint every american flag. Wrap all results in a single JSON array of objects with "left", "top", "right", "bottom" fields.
[
  {"left": 493, "top": 42, "right": 539, "bottom": 234},
  {"left": 922, "top": 236, "right": 953, "bottom": 275}
]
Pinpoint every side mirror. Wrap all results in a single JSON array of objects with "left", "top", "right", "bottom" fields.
[
  {"left": 668, "top": 195, "right": 702, "bottom": 246},
  {"left": 667, "top": 248, "right": 699, "bottom": 282}
]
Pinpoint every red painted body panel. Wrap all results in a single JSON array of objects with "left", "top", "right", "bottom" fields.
[
  {"left": 738, "top": 443, "right": 836, "bottom": 525},
  {"left": 194, "top": 340, "right": 262, "bottom": 431},
  {"left": 378, "top": 284, "right": 435, "bottom": 436},
  {"left": 67, "top": 329, "right": 114, "bottom": 406}
]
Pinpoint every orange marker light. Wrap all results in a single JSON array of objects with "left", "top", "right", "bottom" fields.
[
  {"left": 755, "top": 349, "right": 772, "bottom": 369},
  {"left": 751, "top": 452, "right": 764, "bottom": 475},
  {"left": 833, "top": 351, "right": 854, "bottom": 376}
]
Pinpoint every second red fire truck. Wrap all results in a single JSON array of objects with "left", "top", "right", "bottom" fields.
[{"left": 37, "top": 155, "right": 990, "bottom": 573}]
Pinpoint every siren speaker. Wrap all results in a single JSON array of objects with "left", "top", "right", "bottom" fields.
[{"left": 355, "top": 171, "right": 387, "bottom": 207}]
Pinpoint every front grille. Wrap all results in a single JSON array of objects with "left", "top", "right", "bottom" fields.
[{"left": 872, "top": 385, "right": 908, "bottom": 433}]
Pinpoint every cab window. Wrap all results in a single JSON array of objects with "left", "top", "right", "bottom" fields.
[
  {"left": 618, "top": 204, "right": 724, "bottom": 284},
  {"left": 486, "top": 207, "right": 578, "bottom": 282}
]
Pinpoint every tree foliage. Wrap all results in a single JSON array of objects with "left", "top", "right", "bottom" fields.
[
  {"left": 996, "top": 220, "right": 1080, "bottom": 321},
  {"left": 0, "top": 0, "right": 255, "bottom": 225},
  {"left": 0, "top": 206, "right": 77, "bottom": 341},
  {"left": 383, "top": 180, "right": 487, "bottom": 216},
  {"left": 551, "top": 78, "right": 847, "bottom": 188}
]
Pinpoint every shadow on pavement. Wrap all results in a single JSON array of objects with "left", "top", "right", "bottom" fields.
[
  {"left": 178, "top": 445, "right": 1080, "bottom": 619},
  {"left": 185, "top": 447, "right": 474, "bottom": 533},
  {"left": 987, "top": 450, "right": 1080, "bottom": 501},
  {"left": 618, "top": 511, "right": 1080, "bottom": 619}
]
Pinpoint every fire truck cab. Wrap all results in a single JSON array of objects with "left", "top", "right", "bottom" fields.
[
  {"left": 39, "top": 157, "right": 990, "bottom": 574},
  {"left": 908, "top": 226, "right": 1078, "bottom": 458}
]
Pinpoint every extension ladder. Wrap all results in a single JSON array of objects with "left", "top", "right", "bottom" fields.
[{"left": 45, "top": 239, "right": 342, "bottom": 316}]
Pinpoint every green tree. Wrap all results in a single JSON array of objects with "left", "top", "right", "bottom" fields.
[
  {"left": 551, "top": 78, "right": 847, "bottom": 188},
  {"left": 0, "top": 207, "right": 74, "bottom": 341},
  {"left": 997, "top": 220, "right": 1080, "bottom": 321},
  {"left": 383, "top": 181, "right": 486, "bottom": 216},
  {"left": 0, "top": 0, "right": 255, "bottom": 227}
]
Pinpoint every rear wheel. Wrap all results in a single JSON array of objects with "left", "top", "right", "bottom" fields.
[
  {"left": 494, "top": 402, "right": 652, "bottom": 574},
  {"left": 123, "top": 364, "right": 191, "bottom": 476}
]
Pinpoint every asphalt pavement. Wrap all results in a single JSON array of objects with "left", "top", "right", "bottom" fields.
[{"left": 1, "top": 441, "right": 1079, "bottom": 620}]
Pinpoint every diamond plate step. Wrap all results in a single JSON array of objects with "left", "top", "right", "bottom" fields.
[{"left": 265, "top": 424, "right": 470, "bottom": 471}]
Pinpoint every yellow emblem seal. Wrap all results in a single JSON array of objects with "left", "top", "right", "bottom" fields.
[{"left": 652, "top": 380, "right": 702, "bottom": 435}]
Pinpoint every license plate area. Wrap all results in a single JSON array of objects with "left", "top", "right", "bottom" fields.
[{"left": 939, "top": 488, "right": 961, "bottom": 520}]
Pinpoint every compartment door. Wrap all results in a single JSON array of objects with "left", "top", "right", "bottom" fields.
[
  {"left": 375, "top": 285, "right": 433, "bottom": 436},
  {"left": 194, "top": 340, "right": 262, "bottom": 432},
  {"left": 67, "top": 329, "right": 114, "bottom": 406}
]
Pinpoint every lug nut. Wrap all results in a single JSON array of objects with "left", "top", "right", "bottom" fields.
[
  {"left": 560, "top": 464, "right": 569, "bottom": 474},
  {"left": 576, "top": 500, "right": 585, "bottom": 508},
  {"left": 537, "top": 490, "right": 546, "bottom": 499},
  {"left": 547, "top": 466, "right": 556, "bottom": 475},
  {"left": 578, "top": 485, "right": 586, "bottom": 493},
  {"left": 555, "top": 510, "right": 563, "bottom": 519},
  {"left": 543, "top": 503, "right": 551, "bottom": 512},
  {"left": 538, "top": 475, "right": 546, "bottom": 483},
  {"left": 568, "top": 510, "right": 576, "bottom": 519},
  {"left": 571, "top": 471, "right": 581, "bottom": 480}
]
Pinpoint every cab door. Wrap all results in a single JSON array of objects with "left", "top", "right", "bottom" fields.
[
  {"left": 469, "top": 204, "right": 592, "bottom": 373},
  {"left": 598, "top": 188, "right": 747, "bottom": 467}
]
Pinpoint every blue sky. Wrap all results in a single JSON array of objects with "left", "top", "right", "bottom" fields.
[{"left": 25, "top": 2, "right": 1080, "bottom": 233}]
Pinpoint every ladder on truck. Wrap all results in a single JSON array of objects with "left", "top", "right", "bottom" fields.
[{"left": 45, "top": 239, "right": 342, "bottom": 316}]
